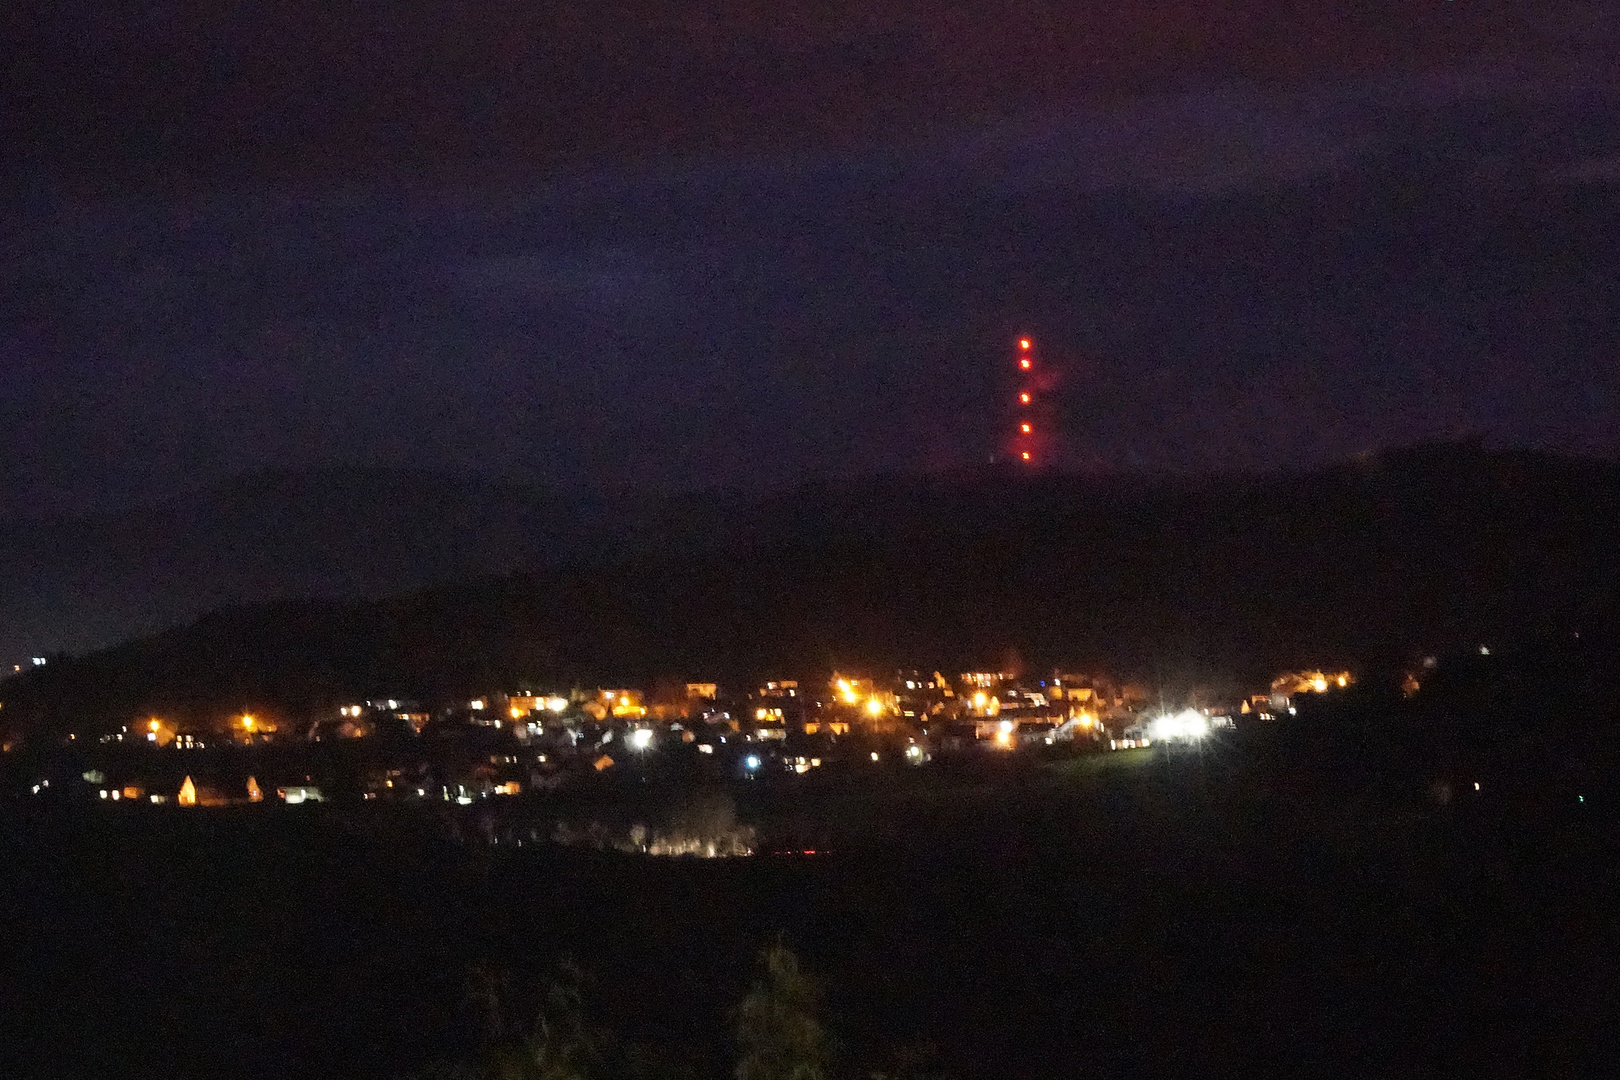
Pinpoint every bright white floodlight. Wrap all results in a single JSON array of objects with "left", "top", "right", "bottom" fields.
[{"left": 1149, "top": 709, "right": 1210, "bottom": 743}]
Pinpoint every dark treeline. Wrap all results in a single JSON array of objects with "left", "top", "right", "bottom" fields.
[
  {"left": 1266, "top": 626, "right": 1620, "bottom": 810},
  {"left": 416, "top": 942, "right": 881, "bottom": 1080}
]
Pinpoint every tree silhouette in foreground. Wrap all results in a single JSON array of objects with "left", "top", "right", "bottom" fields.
[
  {"left": 416, "top": 943, "right": 945, "bottom": 1080},
  {"left": 733, "top": 943, "right": 833, "bottom": 1080}
]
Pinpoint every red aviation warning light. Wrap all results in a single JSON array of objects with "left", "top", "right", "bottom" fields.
[{"left": 1014, "top": 335, "right": 1038, "bottom": 467}]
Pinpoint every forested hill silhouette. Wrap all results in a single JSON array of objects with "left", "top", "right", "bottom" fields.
[
  {"left": 0, "top": 467, "right": 617, "bottom": 665},
  {"left": 4, "top": 443, "right": 1618, "bottom": 736}
]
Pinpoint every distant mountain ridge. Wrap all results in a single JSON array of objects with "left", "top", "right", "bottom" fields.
[
  {"left": 0, "top": 467, "right": 610, "bottom": 665},
  {"left": 4, "top": 443, "right": 1619, "bottom": 736}
]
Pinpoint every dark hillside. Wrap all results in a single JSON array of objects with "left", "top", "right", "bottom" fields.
[{"left": 4, "top": 444, "right": 1618, "bottom": 736}]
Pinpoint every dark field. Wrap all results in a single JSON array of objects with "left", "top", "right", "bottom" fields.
[{"left": 3, "top": 748, "right": 1617, "bottom": 1079}]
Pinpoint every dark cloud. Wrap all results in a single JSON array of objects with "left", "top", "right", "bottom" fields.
[
  {"left": 3, "top": 32, "right": 1619, "bottom": 514},
  {"left": 12, "top": 0, "right": 1597, "bottom": 187}
]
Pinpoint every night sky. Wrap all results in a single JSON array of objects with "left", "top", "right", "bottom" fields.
[{"left": 5, "top": 1, "right": 1620, "bottom": 517}]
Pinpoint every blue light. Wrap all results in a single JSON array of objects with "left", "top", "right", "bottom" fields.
[{"left": 745, "top": 755, "right": 760, "bottom": 770}]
